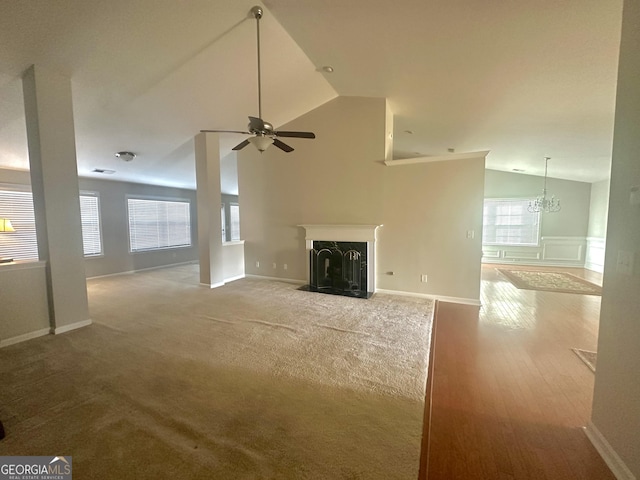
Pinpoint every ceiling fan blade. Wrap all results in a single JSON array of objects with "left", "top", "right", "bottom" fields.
[
  {"left": 248, "top": 116, "right": 265, "bottom": 131},
  {"left": 274, "top": 130, "right": 316, "bottom": 139},
  {"left": 273, "top": 138, "right": 294, "bottom": 153},
  {"left": 200, "top": 129, "right": 251, "bottom": 135},
  {"left": 232, "top": 139, "right": 251, "bottom": 151}
]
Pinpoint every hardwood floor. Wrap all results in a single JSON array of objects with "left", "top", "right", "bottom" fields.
[{"left": 425, "top": 264, "right": 615, "bottom": 480}]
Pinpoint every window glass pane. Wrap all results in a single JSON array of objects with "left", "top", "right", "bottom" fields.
[
  {"left": 80, "top": 193, "right": 102, "bottom": 256},
  {"left": 0, "top": 189, "right": 38, "bottom": 260},
  {"left": 483, "top": 198, "right": 540, "bottom": 246},
  {"left": 128, "top": 198, "right": 191, "bottom": 252},
  {"left": 230, "top": 204, "right": 240, "bottom": 241}
]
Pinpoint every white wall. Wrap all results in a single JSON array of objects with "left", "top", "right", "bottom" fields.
[
  {"left": 589, "top": 0, "right": 640, "bottom": 476},
  {"left": 238, "top": 96, "right": 485, "bottom": 303}
]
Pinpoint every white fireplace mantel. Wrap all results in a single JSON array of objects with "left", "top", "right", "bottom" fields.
[
  {"left": 298, "top": 224, "right": 383, "bottom": 293},
  {"left": 298, "top": 224, "right": 382, "bottom": 244}
]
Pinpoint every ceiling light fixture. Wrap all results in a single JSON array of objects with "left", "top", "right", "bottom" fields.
[
  {"left": 528, "top": 157, "right": 561, "bottom": 213},
  {"left": 248, "top": 135, "right": 274, "bottom": 152},
  {"left": 321, "top": 66, "right": 334, "bottom": 73},
  {"left": 115, "top": 151, "right": 136, "bottom": 162}
]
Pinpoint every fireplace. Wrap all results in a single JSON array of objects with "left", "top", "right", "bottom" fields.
[
  {"left": 310, "top": 241, "right": 369, "bottom": 298},
  {"left": 299, "top": 224, "right": 382, "bottom": 299}
]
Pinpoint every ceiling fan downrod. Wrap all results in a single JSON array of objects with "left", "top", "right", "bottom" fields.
[{"left": 251, "top": 6, "right": 263, "bottom": 120}]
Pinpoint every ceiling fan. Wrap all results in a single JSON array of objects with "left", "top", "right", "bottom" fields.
[{"left": 200, "top": 6, "right": 316, "bottom": 153}]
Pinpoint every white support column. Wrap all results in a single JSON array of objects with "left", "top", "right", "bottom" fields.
[
  {"left": 22, "top": 65, "right": 91, "bottom": 333},
  {"left": 194, "top": 132, "right": 225, "bottom": 288}
]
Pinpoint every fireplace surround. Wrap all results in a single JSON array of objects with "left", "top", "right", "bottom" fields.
[{"left": 299, "top": 224, "right": 382, "bottom": 298}]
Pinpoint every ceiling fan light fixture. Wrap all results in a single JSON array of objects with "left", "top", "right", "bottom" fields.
[{"left": 248, "top": 135, "right": 274, "bottom": 152}]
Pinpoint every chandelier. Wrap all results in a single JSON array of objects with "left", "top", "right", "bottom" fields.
[{"left": 528, "top": 156, "right": 561, "bottom": 213}]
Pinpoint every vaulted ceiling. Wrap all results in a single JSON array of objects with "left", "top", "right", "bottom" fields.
[{"left": 0, "top": 0, "right": 623, "bottom": 191}]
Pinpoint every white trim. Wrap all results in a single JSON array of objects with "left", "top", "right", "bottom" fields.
[
  {"left": 583, "top": 422, "right": 636, "bottom": 480},
  {"left": 245, "top": 274, "right": 305, "bottom": 285},
  {"left": 52, "top": 319, "right": 92, "bottom": 335},
  {"left": 224, "top": 274, "right": 245, "bottom": 283},
  {"left": 298, "top": 224, "right": 382, "bottom": 243},
  {"left": 376, "top": 288, "right": 482, "bottom": 306},
  {"left": 384, "top": 150, "right": 490, "bottom": 166},
  {"left": 0, "top": 328, "right": 50, "bottom": 348},
  {"left": 201, "top": 281, "right": 226, "bottom": 289}
]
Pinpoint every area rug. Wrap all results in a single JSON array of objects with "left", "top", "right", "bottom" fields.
[
  {"left": 0, "top": 264, "right": 434, "bottom": 479},
  {"left": 497, "top": 268, "right": 602, "bottom": 295},
  {"left": 572, "top": 348, "right": 597, "bottom": 372}
]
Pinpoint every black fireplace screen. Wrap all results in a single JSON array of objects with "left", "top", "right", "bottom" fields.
[{"left": 309, "top": 241, "right": 370, "bottom": 298}]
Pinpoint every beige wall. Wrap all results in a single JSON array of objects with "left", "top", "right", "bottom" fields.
[
  {"left": 591, "top": 0, "right": 640, "bottom": 476},
  {"left": 484, "top": 169, "right": 591, "bottom": 238},
  {"left": 587, "top": 179, "right": 610, "bottom": 238},
  {"left": 238, "top": 96, "right": 484, "bottom": 302}
]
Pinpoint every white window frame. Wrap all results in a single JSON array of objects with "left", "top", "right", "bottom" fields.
[
  {"left": 229, "top": 203, "right": 240, "bottom": 241},
  {"left": 0, "top": 185, "right": 38, "bottom": 261},
  {"left": 482, "top": 197, "right": 541, "bottom": 247},
  {"left": 79, "top": 191, "right": 103, "bottom": 257},
  {"left": 127, "top": 196, "right": 192, "bottom": 253}
]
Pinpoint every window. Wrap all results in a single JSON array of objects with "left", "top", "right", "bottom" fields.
[
  {"left": 0, "top": 188, "right": 38, "bottom": 260},
  {"left": 80, "top": 192, "right": 102, "bottom": 256},
  {"left": 230, "top": 203, "right": 240, "bottom": 241},
  {"left": 127, "top": 198, "right": 191, "bottom": 252},
  {"left": 221, "top": 203, "right": 226, "bottom": 242},
  {"left": 483, "top": 198, "right": 540, "bottom": 246}
]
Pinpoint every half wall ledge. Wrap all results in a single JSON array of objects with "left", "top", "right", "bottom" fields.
[{"left": 383, "top": 150, "right": 490, "bottom": 166}]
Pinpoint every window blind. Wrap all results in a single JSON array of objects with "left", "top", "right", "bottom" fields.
[
  {"left": 0, "top": 189, "right": 38, "bottom": 260},
  {"left": 230, "top": 203, "right": 240, "bottom": 241},
  {"left": 483, "top": 198, "right": 540, "bottom": 246},
  {"left": 128, "top": 198, "right": 191, "bottom": 252},
  {"left": 80, "top": 193, "right": 102, "bottom": 256}
]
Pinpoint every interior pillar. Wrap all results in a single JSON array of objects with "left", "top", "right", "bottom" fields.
[
  {"left": 194, "top": 132, "right": 225, "bottom": 288},
  {"left": 22, "top": 65, "right": 91, "bottom": 333}
]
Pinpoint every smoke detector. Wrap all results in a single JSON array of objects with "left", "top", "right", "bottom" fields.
[{"left": 115, "top": 151, "right": 136, "bottom": 162}]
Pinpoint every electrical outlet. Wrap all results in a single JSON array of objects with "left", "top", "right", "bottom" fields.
[
  {"left": 272, "top": 262, "right": 277, "bottom": 269},
  {"left": 284, "top": 264, "right": 288, "bottom": 270},
  {"left": 255, "top": 261, "right": 260, "bottom": 268},
  {"left": 466, "top": 230, "right": 475, "bottom": 239},
  {"left": 421, "top": 274, "right": 428, "bottom": 283}
]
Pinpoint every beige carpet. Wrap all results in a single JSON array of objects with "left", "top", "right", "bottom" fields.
[
  {"left": 497, "top": 268, "right": 602, "bottom": 295},
  {"left": 0, "top": 264, "right": 434, "bottom": 479}
]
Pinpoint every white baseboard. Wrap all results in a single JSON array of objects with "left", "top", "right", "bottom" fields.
[
  {"left": 201, "top": 281, "right": 226, "bottom": 289},
  {"left": 224, "top": 274, "right": 245, "bottom": 283},
  {"left": 86, "top": 260, "right": 198, "bottom": 279},
  {"left": 583, "top": 421, "right": 636, "bottom": 480},
  {"left": 52, "top": 319, "right": 92, "bottom": 335},
  {"left": 0, "top": 328, "right": 50, "bottom": 348},
  {"left": 376, "top": 288, "right": 482, "bottom": 306},
  {"left": 245, "top": 274, "right": 306, "bottom": 285}
]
